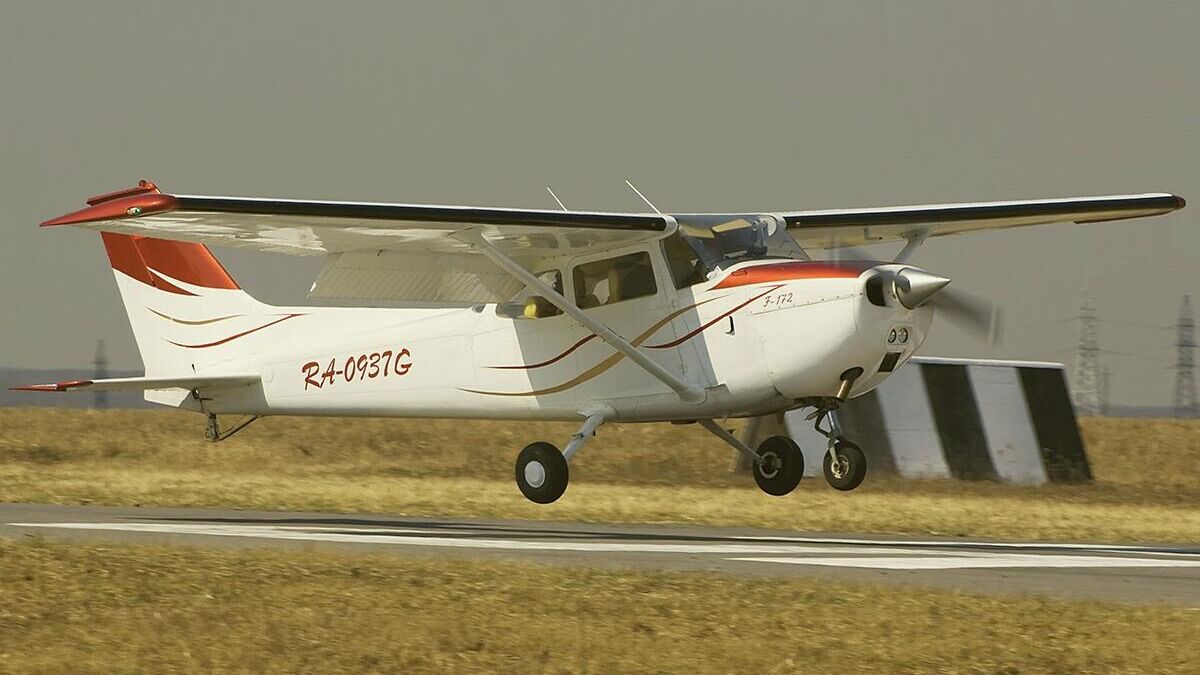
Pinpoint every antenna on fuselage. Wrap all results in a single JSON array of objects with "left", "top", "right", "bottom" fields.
[
  {"left": 624, "top": 179, "right": 662, "bottom": 215},
  {"left": 546, "top": 186, "right": 569, "bottom": 211}
]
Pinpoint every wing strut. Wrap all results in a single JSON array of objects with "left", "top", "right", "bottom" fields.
[
  {"left": 455, "top": 230, "right": 706, "bottom": 404},
  {"left": 893, "top": 228, "right": 932, "bottom": 263}
]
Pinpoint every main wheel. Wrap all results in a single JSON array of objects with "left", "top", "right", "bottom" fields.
[
  {"left": 753, "top": 435, "right": 804, "bottom": 496},
  {"left": 515, "top": 441, "right": 569, "bottom": 504},
  {"left": 823, "top": 440, "right": 867, "bottom": 491}
]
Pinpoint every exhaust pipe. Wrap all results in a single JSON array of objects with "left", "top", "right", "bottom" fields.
[{"left": 836, "top": 367, "right": 864, "bottom": 402}]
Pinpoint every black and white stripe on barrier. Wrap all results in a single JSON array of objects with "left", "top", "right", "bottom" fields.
[{"left": 772, "top": 357, "right": 1090, "bottom": 484}]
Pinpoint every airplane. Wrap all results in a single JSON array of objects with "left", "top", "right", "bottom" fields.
[{"left": 16, "top": 181, "right": 1184, "bottom": 503}]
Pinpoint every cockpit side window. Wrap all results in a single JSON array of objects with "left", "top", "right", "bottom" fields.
[
  {"left": 572, "top": 252, "right": 658, "bottom": 309},
  {"left": 661, "top": 233, "right": 706, "bottom": 289},
  {"left": 497, "top": 269, "right": 564, "bottom": 319}
]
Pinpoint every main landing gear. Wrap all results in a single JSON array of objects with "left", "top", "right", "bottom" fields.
[
  {"left": 514, "top": 412, "right": 606, "bottom": 504},
  {"left": 698, "top": 419, "right": 804, "bottom": 496},
  {"left": 513, "top": 407, "right": 867, "bottom": 504},
  {"left": 811, "top": 408, "right": 867, "bottom": 491}
]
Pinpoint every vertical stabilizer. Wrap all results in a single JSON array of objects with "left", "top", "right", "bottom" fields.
[{"left": 99, "top": 233, "right": 283, "bottom": 378}]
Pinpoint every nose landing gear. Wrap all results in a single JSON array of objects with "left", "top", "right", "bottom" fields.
[
  {"left": 824, "top": 439, "right": 867, "bottom": 491},
  {"left": 812, "top": 408, "right": 867, "bottom": 491}
]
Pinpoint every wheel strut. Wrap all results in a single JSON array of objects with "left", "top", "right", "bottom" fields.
[
  {"left": 812, "top": 408, "right": 845, "bottom": 462},
  {"left": 698, "top": 419, "right": 762, "bottom": 465},
  {"left": 515, "top": 409, "right": 609, "bottom": 504}
]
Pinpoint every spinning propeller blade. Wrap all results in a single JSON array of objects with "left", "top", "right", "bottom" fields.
[{"left": 929, "top": 287, "right": 1004, "bottom": 346}]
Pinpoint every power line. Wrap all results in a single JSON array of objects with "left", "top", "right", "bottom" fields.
[
  {"left": 93, "top": 339, "right": 108, "bottom": 410},
  {"left": 1072, "top": 291, "right": 1104, "bottom": 416},
  {"left": 1173, "top": 295, "right": 1197, "bottom": 418}
]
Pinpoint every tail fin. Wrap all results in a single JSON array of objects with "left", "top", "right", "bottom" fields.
[{"left": 100, "top": 233, "right": 281, "bottom": 376}]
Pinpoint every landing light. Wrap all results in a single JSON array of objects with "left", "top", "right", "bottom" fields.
[
  {"left": 888, "top": 329, "right": 897, "bottom": 344},
  {"left": 899, "top": 328, "right": 909, "bottom": 344}
]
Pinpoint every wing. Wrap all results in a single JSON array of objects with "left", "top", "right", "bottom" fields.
[
  {"left": 42, "top": 181, "right": 668, "bottom": 257},
  {"left": 42, "top": 182, "right": 671, "bottom": 304},
  {"left": 42, "top": 182, "right": 1184, "bottom": 303},
  {"left": 779, "top": 193, "right": 1185, "bottom": 249}
]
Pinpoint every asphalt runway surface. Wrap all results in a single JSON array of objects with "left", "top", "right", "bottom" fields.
[{"left": 3, "top": 503, "right": 1199, "bottom": 605}]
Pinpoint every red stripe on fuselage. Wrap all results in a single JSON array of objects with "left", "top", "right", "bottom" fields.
[{"left": 711, "top": 261, "right": 877, "bottom": 290}]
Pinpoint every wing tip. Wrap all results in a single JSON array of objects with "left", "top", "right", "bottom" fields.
[
  {"left": 9, "top": 380, "right": 93, "bottom": 392},
  {"left": 41, "top": 180, "right": 178, "bottom": 227}
]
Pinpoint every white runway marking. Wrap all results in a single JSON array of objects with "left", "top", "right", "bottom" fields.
[
  {"left": 732, "top": 534, "right": 1195, "bottom": 554},
  {"left": 10, "top": 522, "right": 1200, "bottom": 570},
  {"left": 6, "top": 522, "right": 891, "bottom": 556},
  {"left": 728, "top": 555, "right": 1200, "bottom": 570}
]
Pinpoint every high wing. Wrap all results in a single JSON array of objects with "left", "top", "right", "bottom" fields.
[
  {"left": 42, "top": 182, "right": 670, "bottom": 256},
  {"left": 10, "top": 374, "right": 260, "bottom": 393},
  {"left": 779, "top": 193, "right": 1185, "bottom": 249},
  {"left": 42, "top": 182, "right": 1184, "bottom": 303},
  {"left": 42, "top": 182, "right": 671, "bottom": 304}
]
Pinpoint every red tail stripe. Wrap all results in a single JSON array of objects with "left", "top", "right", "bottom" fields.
[
  {"left": 100, "top": 232, "right": 239, "bottom": 293},
  {"left": 135, "top": 237, "right": 239, "bottom": 290},
  {"left": 101, "top": 232, "right": 156, "bottom": 287}
]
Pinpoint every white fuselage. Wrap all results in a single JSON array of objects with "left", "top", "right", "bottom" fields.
[{"left": 181, "top": 258, "right": 933, "bottom": 422}]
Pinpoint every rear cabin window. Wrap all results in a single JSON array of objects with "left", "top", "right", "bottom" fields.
[{"left": 572, "top": 252, "right": 658, "bottom": 309}]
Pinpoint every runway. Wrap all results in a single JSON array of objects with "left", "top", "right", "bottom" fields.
[{"left": 3, "top": 503, "right": 1199, "bottom": 605}]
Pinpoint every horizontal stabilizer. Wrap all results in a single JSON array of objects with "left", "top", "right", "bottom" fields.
[{"left": 11, "top": 374, "right": 260, "bottom": 393}]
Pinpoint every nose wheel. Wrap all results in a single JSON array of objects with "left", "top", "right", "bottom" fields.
[
  {"left": 823, "top": 439, "right": 867, "bottom": 491},
  {"left": 811, "top": 407, "right": 868, "bottom": 491}
]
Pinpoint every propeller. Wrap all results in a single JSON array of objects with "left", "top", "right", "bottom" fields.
[
  {"left": 928, "top": 286, "right": 1005, "bottom": 346},
  {"left": 879, "top": 267, "right": 1004, "bottom": 346},
  {"left": 823, "top": 239, "right": 1003, "bottom": 345}
]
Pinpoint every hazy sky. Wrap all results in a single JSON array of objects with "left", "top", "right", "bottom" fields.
[{"left": 1, "top": 1, "right": 1195, "bottom": 406}]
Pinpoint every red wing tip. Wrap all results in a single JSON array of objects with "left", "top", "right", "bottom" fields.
[
  {"left": 10, "top": 380, "right": 93, "bottom": 392},
  {"left": 42, "top": 191, "right": 178, "bottom": 227}
]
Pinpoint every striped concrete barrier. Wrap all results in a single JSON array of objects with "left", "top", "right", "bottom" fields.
[{"left": 744, "top": 357, "right": 1090, "bottom": 484}]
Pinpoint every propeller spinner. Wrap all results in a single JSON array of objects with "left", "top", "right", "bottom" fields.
[
  {"left": 893, "top": 268, "right": 951, "bottom": 310},
  {"left": 890, "top": 266, "right": 1003, "bottom": 345}
]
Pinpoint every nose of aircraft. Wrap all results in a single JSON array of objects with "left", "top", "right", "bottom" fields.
[{"left": 893, "top": 268, "right": 951, "bottom": 309}]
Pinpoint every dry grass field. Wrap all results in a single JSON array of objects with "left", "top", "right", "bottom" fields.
[
  {"left": 1, "top": 409, "right": 1198, "bottom": 543},
  {"left": 2, "top": 409, "right": 1199, "bottom": 673},
  {"left": 1, "top": 536, "right": 1198, "bottom": 674}
]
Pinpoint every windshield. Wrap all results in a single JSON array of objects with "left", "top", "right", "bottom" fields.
[{"left": 675, "top": 213, "right": 806, "bottom": 275}]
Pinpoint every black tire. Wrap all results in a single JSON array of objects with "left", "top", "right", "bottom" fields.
[
  {"left": 753, "top": 435, "right": 804, "bottom": 496},
  {"left": 823, "top": 440, "right": 867, "bottom": 491},
  {"left": 515, "top": 441, "right": 569, "bottom": 504}
]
